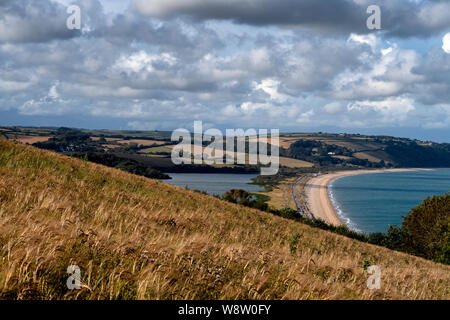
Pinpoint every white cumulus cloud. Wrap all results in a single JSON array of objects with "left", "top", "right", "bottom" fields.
[{"left": 443, "top": 33, "right": 450, "bottom": 54}]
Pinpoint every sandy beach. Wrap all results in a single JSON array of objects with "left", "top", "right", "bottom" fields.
[{"left": 304, "top": 168, "right": 433, "bottom": 226}]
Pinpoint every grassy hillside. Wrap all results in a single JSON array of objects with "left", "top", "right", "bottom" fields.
[{"left": 0, "top": 140, "right": 449, "bottom": 300}]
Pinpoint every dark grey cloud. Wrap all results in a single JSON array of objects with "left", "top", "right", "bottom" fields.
[
  {"left": 0, "top": 0, "right": 80, "bottom": 43},
  {"left": 133, "top": 0, "right": 366, "bottom": 33},
  {"left": 92, "top": 11, "right": 224, "bottom": 61},
  {"left": 132, "top": 0, "right": 450, "bottom": 38},
  {"left": 411, "top": 47, "right": 450, "bottom": 104}
]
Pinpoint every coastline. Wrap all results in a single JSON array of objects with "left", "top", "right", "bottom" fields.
[{"left": 304, "top": 168, "right": 434, "bottom": 227}]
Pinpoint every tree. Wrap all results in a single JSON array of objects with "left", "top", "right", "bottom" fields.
[
  {"left": 222, "top": 189, "right": 269, "bottom": 211},
  {"left": 222, "top": 189, "right": 251, "bottom": 205},
  {"left": 401, "top": 193, "right": 450, "bottom": 264}
]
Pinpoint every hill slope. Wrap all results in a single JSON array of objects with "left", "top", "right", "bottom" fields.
[{"left": 0, "top": 140, "right": 449, "bottom": 299}]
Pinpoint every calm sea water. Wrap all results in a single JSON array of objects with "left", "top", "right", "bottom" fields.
[
  {"left": 165, "top": 173, "right": 263, "bottom": 196},
  {"left": 330, "top": 169, "right": 450, "bottom": 234}
]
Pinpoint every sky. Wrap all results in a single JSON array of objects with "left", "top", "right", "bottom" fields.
[{"left": 0, "top": 0, "right": 450, "bottom": 142}]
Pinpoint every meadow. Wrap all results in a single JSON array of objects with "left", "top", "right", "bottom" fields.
[{"left": 0, "top": 139, "right": 449, "bottom": 299}]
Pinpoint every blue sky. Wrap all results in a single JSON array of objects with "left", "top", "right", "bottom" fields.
[{"left": 0, "top": 0, "right": 449, "bottom": 142}]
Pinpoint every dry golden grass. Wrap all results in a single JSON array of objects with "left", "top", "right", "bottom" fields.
[
  {"left": 262, "top": 178, "right": 297, "bottom": 211},
  {"left": 91, "top": 137, "right": 168, "bottom": 147},
  {"left": 332, "top": 155, "right": 353, "bottom": 161},
  {"left": 0, "top": 140, "right": 449, "bottom": 300},
  {"left": 247, "top": 137, "right": 298, "bottom": 149},
  {"left": 278, "top": 138, "right": 302, "bottom": 149},
  {"left": 353, "top": 152, "right": 383, "bottom": 163},
  {"left": 101, "top": 144, "right": 121, "bottom": 151},
  {"left": 16, "top": 136, "right": 50, "bottom": 144},
  {"left": 279, "top": 157, "right": 314, "bottom": 168},
  {"left": 140, "top": 146, "right": 173, "bottom": 154},
  {"left": 117, "top": 139, "right": 168, "bottom": 146}
]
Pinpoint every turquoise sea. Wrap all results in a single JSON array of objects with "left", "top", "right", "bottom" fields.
[{"left": 329, "top": 169, "right": 450, "bottom": 234}]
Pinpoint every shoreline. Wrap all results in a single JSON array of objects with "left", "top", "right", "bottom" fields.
[{"left": 304, "top": 168, "right": 434, "bottom": 227}]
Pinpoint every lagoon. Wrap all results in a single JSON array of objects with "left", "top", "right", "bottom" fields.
[{"left": 165, "top": 173, "right": 263, "bottom": 196}]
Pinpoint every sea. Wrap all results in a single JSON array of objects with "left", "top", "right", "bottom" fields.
[{"left": 329, "top": 169, "right": 450, "bottom": 234}]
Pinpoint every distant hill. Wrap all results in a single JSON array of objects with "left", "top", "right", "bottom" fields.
[
  {"left": 280, "top": 133, "right": 450, "bottom": 168},
  {"left": 0, "top": 139, "right": 449, "bottom": 299},
  {"left": 2, "top": 127, "right": 449, "bottom": 172}
]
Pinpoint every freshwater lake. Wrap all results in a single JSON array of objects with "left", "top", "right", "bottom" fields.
[{"left": 165, "top": 173, "right": 263, "bottom": 196}]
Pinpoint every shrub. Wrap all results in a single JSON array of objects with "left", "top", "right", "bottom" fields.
[
  {"left": 289, "top": 233, "right": 301, "bottom": 254},
  {"left": 401, "top": 193, "right": 450, "bottom": 262}
]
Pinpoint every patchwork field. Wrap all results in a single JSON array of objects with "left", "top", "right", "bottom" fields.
[
  {"left": 279, "top": 157, "right": 314, "bottom": 168},
  {"left": 140, "top": 146, "right": 174, "bottom": 154},
  {"left": 2, "top": 127, "right": 450, "bottom": 170},
  {"left": 13, "top": 135, "right": 50, "bottom": 144},
  {"left": 117, "top": 139, "right": 169, "bottom": 146},
  {"left": 353, "top": 152, "right": 384, "bottom": 163}
]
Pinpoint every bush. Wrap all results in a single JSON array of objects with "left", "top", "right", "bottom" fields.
[
  {"left": 222, "top": 189, "right": 269, "bottom": 211},
  {"left": 278, "top": 207, "right": 301, "bottom": 220},
  {"left": 289, "top": 233, "right": 301, "bottom": 254},
  {"left": 367, "top": 232, "right": 387, "bottom": 246},
  {"left": 401, "top": 193, "right": 450, "bottom": 262}
]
